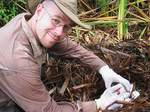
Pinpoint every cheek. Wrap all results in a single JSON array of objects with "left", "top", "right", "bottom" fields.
[
  {"left": 36, "top": 15, "right": 54, "bottom": 31},
  {"left": 35, "top": 20, "right": 50, "bottom": 37},
  {"left": 37, "top": 19, "right": 49, "bottom": 30}
]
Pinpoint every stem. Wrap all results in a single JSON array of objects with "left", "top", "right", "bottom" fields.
[{"left": 117, "top": 0, "right": 127, "bottom": 40}]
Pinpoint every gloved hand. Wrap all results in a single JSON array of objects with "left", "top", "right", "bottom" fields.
[
  {"left": 99, "top": 65, "right": 132, "bottom": 92},
  {"left": 95, "top": 84, "right": 130, "bottom": 111},
  {"left": 108, "top": 85, "right": 140, "bottom": 110}
]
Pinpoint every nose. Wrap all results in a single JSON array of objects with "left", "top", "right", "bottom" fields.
[{"left": 54, "top": 26, "right": 65, "bottom": 37}]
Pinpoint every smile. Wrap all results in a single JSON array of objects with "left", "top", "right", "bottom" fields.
[{"left": 48, "top": 32, "right": 58, "bottom": 41}]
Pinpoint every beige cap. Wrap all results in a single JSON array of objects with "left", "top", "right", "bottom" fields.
[{"left": 27, "top": 0, "right": 92, "bottom": 29}]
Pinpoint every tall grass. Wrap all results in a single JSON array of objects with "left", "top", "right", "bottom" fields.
[
  {"left": 117, "top": 0, "right": 127, "bottom": 40},
  {"left": 0, "top": 0, "right": 148, "bottom": 41},
  {"left": 87, "top": 0, "right": 147, "bottom": 40},
  {"left": 0, "top": 0, "right": 26, "bottom": 26}
]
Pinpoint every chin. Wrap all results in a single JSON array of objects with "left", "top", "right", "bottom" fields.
[{"left": 43, "top": 42, "right": 55, "bottom": 48}]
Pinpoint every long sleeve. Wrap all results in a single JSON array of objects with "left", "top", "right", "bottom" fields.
[
  {"left": 0, "top": 44, "right": 80, "bottom": 112},
  {"left": 49, "top": 38, "right": 107, "bottom": 71},
  {"left": 0, "top": 64, "right": 97, "bottom": 112}
]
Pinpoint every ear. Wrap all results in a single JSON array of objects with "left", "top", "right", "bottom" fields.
[{"left": 35, "top": 4, "right": 44, "bottom": 19}]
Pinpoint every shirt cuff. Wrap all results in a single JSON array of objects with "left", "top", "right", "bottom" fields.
[{"left": 76, "top": 101, "right": 97, "bottom": 112}]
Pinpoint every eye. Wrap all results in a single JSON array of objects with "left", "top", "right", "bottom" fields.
[{"left": 51, "top": 18, "right": 61, "bottom": 26}]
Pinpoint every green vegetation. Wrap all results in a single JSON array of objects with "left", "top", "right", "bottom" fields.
[
  {"left": 0, "top": 0, "right": 149, "bottom": 40},
  {"left": 117, "top": 0, "right": 128, "bottom": 39},
  {"left": 86, "top": 0, "right": 148, "bottom": 40},
  {"left": 0, "top": 0, "right": 26, "bottom": 26}
]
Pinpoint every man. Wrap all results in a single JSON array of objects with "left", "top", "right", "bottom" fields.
[{"left": 0, "top": 0, "right": 132, "bottom": 112}]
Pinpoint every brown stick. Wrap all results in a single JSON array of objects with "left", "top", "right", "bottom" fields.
[
  {"left": 116, "top": 100, "right": 134, "bottom": 105},
  {"left": 71, "top": 83, "right": 93, "bottom": 90}
]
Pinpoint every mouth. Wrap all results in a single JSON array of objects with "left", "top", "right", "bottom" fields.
[{"left": 47, "top": 32, "right": 59, "bottom": 41}]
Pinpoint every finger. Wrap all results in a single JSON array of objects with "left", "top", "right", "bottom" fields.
[
  {"left": 119, "top": 92, "right": 130, "bottom": 100},
  {"left": 109, "top": 84, "right": 123, "bottom": 92},
  {"left": 120, "top": 80, "right": 131, "bottom": 92},
  {"left": 105, "top": 81, "right": 112, "bottom": 89},
  {"left": 124, "top": 98, "right": 131, "bottom": 102},
  {"left": 117, "top": 85, "right": 129, "bottom": 94},
  {"left": 107, "top": 103, "right": 123, "bottom": 110}
]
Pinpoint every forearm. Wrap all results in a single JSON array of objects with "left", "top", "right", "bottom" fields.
[
  {"left": 0, "top": 66, "right": 81, "bottom": 112},
  {"left": 49, "top": 38, "right": 107, "bottom": 71}
]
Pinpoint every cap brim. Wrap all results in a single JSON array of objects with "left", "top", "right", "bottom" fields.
[{"left": 54, "top": 0, "right": 92, "bottom": 30}]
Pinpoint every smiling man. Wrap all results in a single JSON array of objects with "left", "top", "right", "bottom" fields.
[
  {"left": 28, "top": 1, "right": 72, "bottom": 48},
  {"left": 0, "top": 0, "right": 132, "bottom": 112}
]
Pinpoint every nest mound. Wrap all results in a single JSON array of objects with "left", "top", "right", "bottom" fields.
[{"left": 41, "top": 32, "right": 150, "bottom": 111}]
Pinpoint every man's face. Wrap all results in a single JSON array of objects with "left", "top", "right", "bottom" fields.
[{"left": 34, "top": 1, "right": 71, "bottom": 48}]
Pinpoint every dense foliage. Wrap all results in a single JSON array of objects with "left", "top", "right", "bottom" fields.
[{"left": 0, "top": 0, "right": 26, "bottom": 26}]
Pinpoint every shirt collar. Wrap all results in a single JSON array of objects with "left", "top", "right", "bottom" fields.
[{"left": 21, "top": 13, "right": 46, "bottom": 64}]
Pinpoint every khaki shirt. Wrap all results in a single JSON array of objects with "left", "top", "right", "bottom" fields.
[{"left": 0, "top": 13, "right": 105, "bottom": 112}]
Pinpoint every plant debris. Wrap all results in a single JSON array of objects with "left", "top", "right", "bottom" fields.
[
  {"left": 41, "top": 34, "right": 150, "bottom": 112},
  {"left": 41, "top": 1, "right": 150, "bottom": 111}
]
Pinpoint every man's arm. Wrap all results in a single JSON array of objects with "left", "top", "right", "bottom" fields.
[
  {"left": 49, "top": 38, "right": 107, "bottom": 71},
  {"left": 49, "top": 37, "right": 132, "bottom": 91},
  {"left": 0, "top": 53, "right": 97, "bottom": 112}
]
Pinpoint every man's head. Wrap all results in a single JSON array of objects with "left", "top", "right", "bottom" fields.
[
  {"left": 27, "top": 0, "right": 91, "bottom": 48},
  {"left": 27, "top": 0, "right": 91, "bottom": 29},
  {"left": 28, "top": 0, "right": 71, "bottom": 48}
]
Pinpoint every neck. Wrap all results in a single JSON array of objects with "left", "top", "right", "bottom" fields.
[{"left": 27, "top": 16, "right": 38, "bottom": 38}]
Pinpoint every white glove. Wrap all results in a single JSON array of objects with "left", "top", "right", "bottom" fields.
[
  {"left": 108, "top": 87, "right": 140, "bottom": 110},
  {"left": 99, "top": 65, "right": 132, "bottom": 92},
  {"left": 95, "top": 84, "right": 130, "bottom": 110}
]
